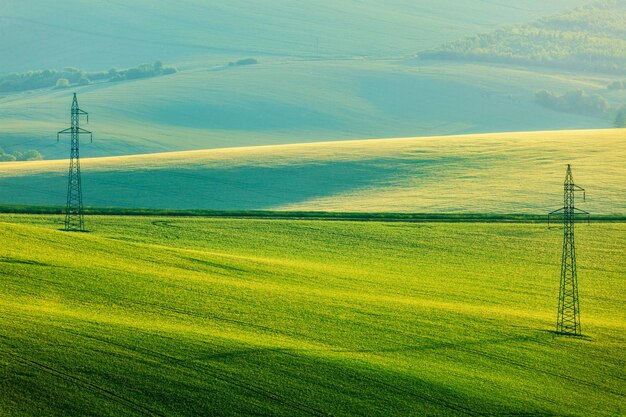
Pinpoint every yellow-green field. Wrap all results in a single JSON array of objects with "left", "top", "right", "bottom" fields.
[
  {"left": 0, "top": 215, "right": 624, "bottom": 416},
  {"left": 0, "top": 129, "right": 624, "bottom": 213}
]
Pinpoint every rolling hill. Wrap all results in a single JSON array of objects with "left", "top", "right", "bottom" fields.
[
  {"left": 0, "top": 216, "right": 624, "bottom": 415},
  {"left": 0, "top": 60, "right": 619, "bottom": 159},
  {"left": 1, "top": 0, "right": 613, "bottom": 159},
  {"left": 0, "top": 0, "right": 588, "bottom": 73},
  {"left": 2, "top": 3, "right": 625, "bottom": 416},
  {"left": 0, "top": 129, "right": 624, "bottom": 214}
]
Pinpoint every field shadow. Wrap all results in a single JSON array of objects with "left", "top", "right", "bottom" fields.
[
  {"left": 327, "top": 332, "right": 543, "bottom": 355},
  {"left": 0, "top": 256, "right": 51, "bottom": 267},
  {"left": 544, "top": 329, "right": 593, "bottom": 341},
  {"left": 0, "top": 158, "right": 437, "bottom": 210}
]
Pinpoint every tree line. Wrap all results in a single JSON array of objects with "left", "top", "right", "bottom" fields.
[
  {"left": 0, "top": 61, "right": 177, "bottom": 93},
  {"left": 535, "top": 89, "right": 626, "bottom": 127},
  {"left": 535, "top": 90, "right": 610, "bottom": 116},
  {"left": 418, "top": 0, "right": 626, "bottom": 74},
  {"left": 0, "top": 147, "right": 43, "bottom": 162},
  {"left": 608, "top": 80, "right": 626, "bottom": 90}
]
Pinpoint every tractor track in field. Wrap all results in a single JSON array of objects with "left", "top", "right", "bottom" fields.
[
  {"left": 391, "top": 330, "right": 626, "bottom": 407},
  {"left": 56, "top": 327, "right": 330, "bottom": 417},
  {"left": 269, "top": 346, "right": 478, "bottom": 416},
  {"left": 424, "top": 344, "right": 565, "bottom": 412},
  {"left": 151, "top": 220, "right": 183, "bottom": 229},
  {"left": 446, "top": 341, "right": 626, "bottom": 401},
  {"left": 62, "top": 325, "right": 478, "bottom": 416},
  {"left": 117, "top": 296, "right": 333, "bottom": 348},
  {"left": 468, "top": 347, "right": 624, "bottom": 398},
  {"left": 342, "top": 331, "right": 622, "bottom": 412},
  {"left": 0, "top": 347, "right": 165, "bottom": 417}
]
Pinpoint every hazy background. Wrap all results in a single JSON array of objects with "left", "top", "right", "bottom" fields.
[{"left": 3, "top": 0, "right": 619, "bottom": 160}]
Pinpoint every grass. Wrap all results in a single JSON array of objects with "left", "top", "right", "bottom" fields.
[
  {"left": 1, "top": 1, "right": 610, "bottom": 160},
  {"left": 0, "top": 215, "right": 624, "bottom": 416},
  {"left": 0, "top": 205, "right": 625, "bottom": 223},
  {"left": 0, "top": 59, "right": 613, "bottom": 159},
  {"left": 0, "top": 129, "right": 624, "bottom": 214},
  {"left": 1, "top": 1, "right": 588, "bottom": 73}
]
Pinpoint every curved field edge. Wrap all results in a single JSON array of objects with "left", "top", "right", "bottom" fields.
[
  {"left": 0, "top": 215, "right": 624, "bottom": 416},
  {"left": 0, "top": 128, "right": 624, "bottom": 214}
]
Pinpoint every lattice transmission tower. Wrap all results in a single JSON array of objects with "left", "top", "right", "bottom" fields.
[
  {"left": 548, "top": 164, "right": 589, "bottom": 336},
  {"left": 57, "top": 93, "right": 92, "bottom": 232}
]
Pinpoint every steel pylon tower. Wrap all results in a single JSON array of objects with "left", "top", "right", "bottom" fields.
[
  {"left": 57, "top": 93, "right": 92, "bottom": 232},
  {"left": 548, "top": 164, "right": 589, "bottom": 336}
]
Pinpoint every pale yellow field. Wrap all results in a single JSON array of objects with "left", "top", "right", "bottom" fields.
[{"left": 0, "top": 129, "right": 624, "bottom": 213}]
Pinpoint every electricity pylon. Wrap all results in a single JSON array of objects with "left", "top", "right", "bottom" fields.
[
  {"left": 548, "top": 164, "right": 589, "bottom": 336},
  {"left": 57, "top": 93, "right": 92, "bottom": 232}
]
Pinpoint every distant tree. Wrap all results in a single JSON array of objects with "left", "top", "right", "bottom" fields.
[
  {"left": 55, "top": 78, "right": 70, "bottom": 89},
  {"left": 87, "top": 71, "right": 108, "bottom": 81},
  {"left": 60, "top": 67, "right": 83, "bottom": 83},
  {"left": 19, "top": 150, "right": 43, "bottom": 161},
  {"left": 125, "top": 63, "right": 156, "bottom": 80},
  {"left": 535, "top": 90, "right": 558, "bottom": 108},
  {"left": 235, "top": 58, "right": 258, "bottom": 66},
  {"left": 124, "top": 68, "right": 141, "bottom": 80},
  {"left": 615, "top": 106, "right": 626, "bottom": 128},
  {"left": 0, "top": 154, "right": 16, "bottom": 162},
  {"left": 607, "top": 80, "right": 624, "bottom": 90},
  {"left": 562, "top": 90, "right": 609, "bottom": 114},
  {"left": 535, "top": 89, "right": 609, "bottom": 115},
  {"left": 0, "top": 62, "right": 175, "bottom": 93}
]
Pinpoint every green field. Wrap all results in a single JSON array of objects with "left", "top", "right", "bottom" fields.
[
  {"left": 3, "top": 3, "right": 625, "bottom": 416},
  {"left": 0, "top": 59, "right": 614, "bottom": 159},
  {"left": 1, "top": 129, "right": 624, "bottom": 213},
  {"left": 0, "top": 215, "right": 624, "bottom": 416}
]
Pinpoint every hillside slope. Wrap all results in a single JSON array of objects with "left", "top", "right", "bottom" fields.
[
  {"left": 0, "top": 217, "right": 624, "bottom": 416},
  {"left": 0, "top": 129, "right": 624, "bottom": 214},
  {"left": 1, "top": 60, "right": 614, "bottom": 158},
  {"left": 0, "top": 1, "right": 608, "bottom": 158},
  {"left": 0, "top": 0, "right": 588, "bottom": 72}
]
